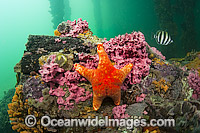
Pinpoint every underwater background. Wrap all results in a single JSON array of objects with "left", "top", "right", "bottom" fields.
[{"left": 0, "top": 0, "right": 200, "bottom": 98}]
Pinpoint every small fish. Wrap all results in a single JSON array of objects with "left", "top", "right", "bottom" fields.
[{"left": 154, "top": 31, "right": 173, "bottom": 45}]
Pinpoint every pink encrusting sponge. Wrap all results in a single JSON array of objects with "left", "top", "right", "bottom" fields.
[
  {"left": 188, "top": 69, "right": 200, "bottom": 99},
  {"left": 112, "top": 104, "right": 130, "bottom": 119},
  {"left": 103, "top": 31, "right": 151, "bottom": 89},
  {"left": 39, "top": 55, "right": 92, "bottom": 110},
  {"left": 59, "top": 18, "right": 89, "bottom": 37}
]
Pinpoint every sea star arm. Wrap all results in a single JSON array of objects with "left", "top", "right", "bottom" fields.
[
  {"left": 93, "top": 88, "right": 105, "bottom": 111},
  {"left": 119, "top": 63, "right": 133, "bottom": 81},
  {"left": 97, "top": 44, "right": 113, "bottom": 69},
  {"left": 110, "top": 87, "right": 121, "bottom": 106},
  {"left": 74, "top": 63, "right": 95, "bottom": 82}
]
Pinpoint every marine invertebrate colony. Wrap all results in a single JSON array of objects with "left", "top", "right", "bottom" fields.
[
  {"left": 55, "top": 18, "right": 89, "bottom": 37},
  {"left": 147, "top": 44, "right": 166, "bottom": 60},
  {"left": 152, "top": 78, "right": 171, "bottom": 93},
  {"left": 103, "top": 31, "right": 151, "bottom": 87},
  {"left": 23, "top": 76, "right": 47, "bottom": 99},
  {"left": 8, "top": 85, "right": 45, "bottom": 133},
  {"left": 39, "top": 55, "right": 65, "bottom": 83},
  {"left": 185, "top": 56, "right": 200, "bottom": 76},
  {"left": 55, "top": 18, "right": 105, "bottom": 48},
  {"left": 188, "top": 69, "right": 200, "bottom": 99},
  {"left": 112, "top": 104, "right": 129, "bottom": 119},
  {"left": 39, "top": 54, "right": 92, "bottom": 110},
  {"left": 74, "top": 44, "right": 133, "bottom": 111}
]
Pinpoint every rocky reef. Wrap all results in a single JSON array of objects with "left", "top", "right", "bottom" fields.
[{"left": 7, "top": 18, "right": 200, "bottom": 133}]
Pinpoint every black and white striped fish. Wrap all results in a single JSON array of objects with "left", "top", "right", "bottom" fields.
[{"left": 154, "top": 31, "right": 173, "bottom": 45}]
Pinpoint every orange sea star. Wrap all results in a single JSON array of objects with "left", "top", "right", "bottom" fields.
[{"left": 74, "top": 44, "right": 133, "bottom": 111}]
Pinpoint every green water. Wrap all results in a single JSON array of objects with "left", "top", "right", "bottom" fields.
[
  {"left": 0, "top": 0, "right": 200, "bottom": 99},
  {"left": 0, "top": 0, "right": 53, "bottom": 98}
]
